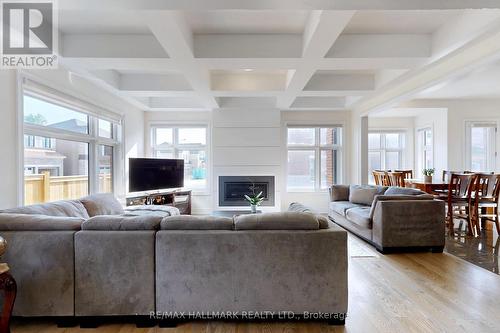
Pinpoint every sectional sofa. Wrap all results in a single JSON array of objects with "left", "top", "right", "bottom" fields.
[
  {"left": 0, "top": 194, "right": 348, "bottom": 326},
  {"left": 328, "top": 185, "right": 446, "bottom": 253}
]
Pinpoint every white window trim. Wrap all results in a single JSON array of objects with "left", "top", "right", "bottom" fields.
[
  {"left": 465, "top": 120, "right": 498, "bottom": 172},
  {"left": 416, "top": 126, "right": 434, "bottom": 173},
  {"left": 285, "top": 124, "right": 345, "bottom": 193},
  {"left": 147, "top": 121, "right": 212, "bottom": 196},
  {"left": 368, "top": 130, "right": 406, "bottom": 172},
  {"left": 18, "top": 76, "right": 123, "bottom": 205}
]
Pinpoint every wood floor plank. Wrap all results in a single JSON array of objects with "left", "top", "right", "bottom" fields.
[{"left": 11, "top": 240, "right": 500, "bottom": 333}]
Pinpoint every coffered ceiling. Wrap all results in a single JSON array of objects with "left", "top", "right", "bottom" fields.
[{"left": 53, "top": 1, "right": 500, "bottom": 112}]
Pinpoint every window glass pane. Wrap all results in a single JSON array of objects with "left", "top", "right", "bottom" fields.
[
  {"left": 424, "top": 130, "right": 432, "bottom": 146},
  {"left": 385, "top": 151, "right": 400, "bottom": 170},
  {"left": 178, "top": 128, "right": 206, "bottom": 145},
  {"left": 369, "top": 151, "right": 382, "bottom": 171},
  {"left": 320, "top": 128, "right": 341, "bottom": 146},
  {"left": 321, "top": 150, "right": 338, "bottom": 188},
  {"left": 287, "top": 128, "right": 315, "bottom": 145},
  {"left": 287, "top": 150, "right": 315, "bottom": 190},
  {"left": 155, "top": 150, "right": 174, "bottom": 159},
  {"left": 424, "top": 150, "right": 433, "bottom": 169},
  {"left": 155, "top": 128, "right": 173, "bottom": 146},
  {"left": 98, "top": 119, "right": 112, "bottom": 138},
  {"left": 385, "top": 133, "right": 400, "bottom": 149},
  {"left": 471, "top": 126, "right": 496, "bottom": 172},
  {"left": 178, "top": 149, "right": 207, "bottom": 190},
  {"left": 24, "top": 95, "right": 89, "bottom": 134},
  {"left": 24, "top": 136, "right": 89, "bottom": 204},
  {"left": 98, "top": 145, "right": 113, "bottom": 193},
  {"left": 368, "top": 133, "right": 381, "bottom": 150}
]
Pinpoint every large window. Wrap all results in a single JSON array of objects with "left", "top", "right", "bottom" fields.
[
  {"left": 416, "top": 128, "right": 433, "bottom": 174},
  {"left": 23, "top": 92, "right": 121, "bottom": 205},
  {"left": 368, "top": 131, "right": 405, "bottom": 182},
  {"left": 287, "top": 126, "right": 342, "bottom": 191},
  {"left": 466, "top": 122, "right": 497, "bottom": 172},
  {"left": 151, "top": 126, "right": 208, "bottom": 191}
]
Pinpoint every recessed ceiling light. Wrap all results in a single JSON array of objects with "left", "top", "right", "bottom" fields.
[{"left": 243, "top": 69, "right": 253, "bottom": 72}]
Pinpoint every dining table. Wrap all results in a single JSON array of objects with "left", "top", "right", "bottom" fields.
[{"left": 404, "top": 178, "right": 449, "bottom": 194}]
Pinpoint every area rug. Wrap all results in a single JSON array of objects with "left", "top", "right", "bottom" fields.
[{"left": 348, "top": 235, "right": 379, "bottom": 258}]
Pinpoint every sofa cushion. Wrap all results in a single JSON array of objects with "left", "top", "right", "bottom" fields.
[
  {"left": 385, "top": 187, "right": 426, "bottom": 196},
  {"left": 329, "top": 185, "right": 350, "bottom": 201},
  {"left": 345, "top": 206, "right": 372, "bottom": 229},
  {"left": 329, "top": 201, "right": 360, "bottom": 217},
  {"left": 82, "top": 215, "right": 162, "bottom": 230},
  {"left": 161, "top": 215, "right": 233, "bottom": 230},
  {"left": 80, "top": 193, "right": 124, "bottom": 217},
  {"left": 349, "top": 185, "right": 387, "bottom": 206},
  {"left": 1, "top": 200, "right": 90, "bottom": 219},
  {"left": 369, "top": 194, "right": 435, "bottom": 219},
  {"left": 234, "top": 212, "right": 319, "bottom": 230},
  {"left": 288, "top": 202, "right": 315, "bottom": 213},
  {"left": 316, "top": 215, "right": 331, "bottom": 229},
  {"left": 0, "top": 213, "right": 84, "bottom": 231},
  {"left": 124, "top": 205, "right": 180, "bottom": 217}
]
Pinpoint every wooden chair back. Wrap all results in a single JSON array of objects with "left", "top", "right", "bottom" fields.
[
  {"left": 372, "top": 170, "right": 388, "bottom": 186},
  {"left": 395, "top": 169, "right": 413, "bottom": 180},
  {"left": 448, "top": 173, "right": 476, "bottom": 199},
  {"left": 387, "top": 172, "right": 405, "bottom": 187},
  {"left": 475, "top": 174, "right": 500, "bottom": 200},
  {"left": 442, "top": 170, "right": 472, "bottom": 183}
]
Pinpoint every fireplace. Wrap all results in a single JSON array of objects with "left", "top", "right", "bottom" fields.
[{"left": 218, "top": 176, "right": 275, "bottom": 207}]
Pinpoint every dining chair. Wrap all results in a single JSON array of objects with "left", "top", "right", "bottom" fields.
[
  {"left": 395, "top": 169, "right": 413, "bottom": 180},
  {"left": 373, "top": 170, "right": 389, "bottom": 186},
  {"left": 387, "top": 172, "right": 405, "bottom": 187},
  {"left": 472, "top": 173, "right": 500, "bottom": 236},
  {"left": 446, "top": 173, "right": 477, "bottom": 235}
]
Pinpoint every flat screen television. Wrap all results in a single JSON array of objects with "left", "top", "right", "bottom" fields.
[{"left": 129, "top": 158, "right": 184, "bottom": 192}]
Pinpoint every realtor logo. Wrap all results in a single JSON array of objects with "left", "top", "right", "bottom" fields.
[{"left": 1, "top": 0, "right": 58, "bottom": 68}]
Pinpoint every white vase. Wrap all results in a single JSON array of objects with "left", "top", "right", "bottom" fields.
[{"left": 250, "top": 205, "right": 257, "bottom": 213}]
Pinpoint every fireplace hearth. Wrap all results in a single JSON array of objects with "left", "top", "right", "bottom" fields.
[{"left": 218, "top": 176, "right": 275, "bottom": 207}]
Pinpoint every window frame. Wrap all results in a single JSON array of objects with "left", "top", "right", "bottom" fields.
[
  {"left": 416, "top": 127, "right": 434, "bottom": 173},
  {"left": 465, "top": 121, "right": 498, "bottom": 172},
  {"left": 286, "top": 125, "right": 343, "bottom": 192},
  {"left": 368, "top": 131, "right": 406, "bottom": 181},
  {"left": 20, "top": 88, "right": 122, "bottom": 204},
  {"left": 149, "top": 124, "right": 210, "bottom": 195}
]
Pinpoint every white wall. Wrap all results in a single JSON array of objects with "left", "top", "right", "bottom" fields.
[
  {"left": 144, "top": 109, "right": 351, "bottom": 214},
  {"left": 0, "top": 68, "right": 144, "bottom": 208},
  {"left": 0, "top": 70, "right": 21, "bottom": 208}
]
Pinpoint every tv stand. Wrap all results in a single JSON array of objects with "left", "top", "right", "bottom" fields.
[{"left": 126, "top": 189, "right": 192, "bottom": 215}]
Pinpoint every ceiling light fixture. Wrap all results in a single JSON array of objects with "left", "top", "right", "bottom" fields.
[{"left": 243, "top": 69, "right": 253, "bottom": 72}]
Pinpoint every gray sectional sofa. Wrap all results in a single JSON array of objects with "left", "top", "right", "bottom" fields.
[
  {"left": 0, "top": 195, "right": 348, "bottom": 326},
  {"left": 328, "top": 185, "right": 445, "bottom": 253}
]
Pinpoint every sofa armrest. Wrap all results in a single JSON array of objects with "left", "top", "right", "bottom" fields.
[
  {"left": 0, "top": 213, "right": 84, "bottom": 231},
  {"left": 81, "top": 215, "right": 162, "bottom": 230},
  {"left": 369, "top": 194, "right": 434, "bottom": 219},
  {"left": 372, "top": 199, "right": 445, "bottom": 249},
  {"left": 329, "top": 185, "right": 350, "bottom": 202}
]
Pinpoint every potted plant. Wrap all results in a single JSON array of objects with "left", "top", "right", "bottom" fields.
[
  {"left": 244, "top": 184, "right": 264, "bottom": 213},
  {"left": 422, "top": 168, "right": 435, "bottom": 183}
]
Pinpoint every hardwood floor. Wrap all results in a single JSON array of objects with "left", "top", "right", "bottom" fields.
[{"left": 11, "top": 235, "right": 500, "bottom": 333}]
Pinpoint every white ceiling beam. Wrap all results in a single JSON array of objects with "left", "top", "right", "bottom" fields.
[
  {"left": 144, "top": 11, "right": 219, "bottom": 109},
  {"left": 352, "top": 17, "right": 500, "bottom": 115},
  {"left": 59, "top": 0, "right": 500, "bottom": 11},
  {"left": 277, "top": 10, "right": 356, "bottom": 109},
  {"left": 304, "top": 73, "right": 375, "bottom": 91}
]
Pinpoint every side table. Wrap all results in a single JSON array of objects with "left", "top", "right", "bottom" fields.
[{"left": 0, "top": 269, "right": 16, "bottom": 333}]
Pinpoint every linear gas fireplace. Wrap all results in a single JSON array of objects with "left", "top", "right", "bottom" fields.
[{"left": 218, "top": 176, "right": 275, "bottom": 207}]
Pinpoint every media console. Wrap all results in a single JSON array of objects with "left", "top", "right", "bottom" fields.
[{"left": 126, "top": 189, "right": 192, "bottom": 215}]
